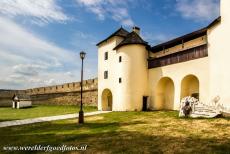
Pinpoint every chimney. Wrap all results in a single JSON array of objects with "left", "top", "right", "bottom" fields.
[{"left": 132, "top": 26, "right": 140, "bottom": 35}]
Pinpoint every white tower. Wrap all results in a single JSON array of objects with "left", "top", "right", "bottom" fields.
[
  {"left": 97, "top": 27, "right": 149, "bottom": 111},
  {"left": 208, "top": 0, "right": 230, "bottom": 108}
]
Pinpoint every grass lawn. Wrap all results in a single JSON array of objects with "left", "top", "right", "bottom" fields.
[
  {"left": 0, "top": 105, "right": 97, "bottom": 122},
  {"left": 0, "top": 111, "right": 229, "bottom": 153}
]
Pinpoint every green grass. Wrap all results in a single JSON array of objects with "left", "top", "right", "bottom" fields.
[
  {"left": 0, "top": 111, "right": 230, "bottom": 153},
  {"left": 0, "top": 105, "right": 97, "bottom": 122}
]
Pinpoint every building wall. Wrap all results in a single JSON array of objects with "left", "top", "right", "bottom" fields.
[
  {"left": 148, "top": 57, "right": 210, "bottom": 110},
  {"left": 97, "top": 36, "right": 124, "bottom": 111},
  {"left": 208, "top": 0, "right": 230, "bottom": 108},
  {"left": 115, "top": 44, "right": 148, "bottom": 111}
]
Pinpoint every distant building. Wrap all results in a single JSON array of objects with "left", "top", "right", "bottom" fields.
[{"left": 97, "top": 0, "right": 230, "bottom": 111}]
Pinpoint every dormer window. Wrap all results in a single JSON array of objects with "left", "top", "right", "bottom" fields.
[{"left": 105, "top": 52, "right": 108, "bottom": 60}]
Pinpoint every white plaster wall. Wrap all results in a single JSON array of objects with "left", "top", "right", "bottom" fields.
[
  {"left": 116, "top": 45, "right": 148, "bottom": 111},
  {"left": 98, "top": 37, "right": 148, "bottom": 111},
  {"left": 97, "top": 36, "right": 123, "bottom": 111},
  {"left": 148, "top": 57, "right": 210, "bottom": 110},
  {"left": 18, "top": 101, "right": 32, "bottom": 108},
  {"left": 208, "top": 0, "right": 230, "bottom": 108}
]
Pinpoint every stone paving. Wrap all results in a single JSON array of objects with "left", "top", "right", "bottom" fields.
[{"left": 0, "top": 111, "right": 111, "bottom": 128}]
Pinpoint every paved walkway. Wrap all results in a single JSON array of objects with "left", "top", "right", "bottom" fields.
[{"left": 0, "top": 111, "right": 111, "bottom": 128}]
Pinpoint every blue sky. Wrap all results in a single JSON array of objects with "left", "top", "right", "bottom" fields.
[{"left": 0, "top": 0, "right": 220, "bottom": 89}]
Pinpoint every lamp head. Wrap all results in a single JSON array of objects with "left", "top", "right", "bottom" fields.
[{"left": 80, "top": 51, "right": 86, "bottom": 59}]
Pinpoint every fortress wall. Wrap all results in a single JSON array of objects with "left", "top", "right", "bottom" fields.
[
  {"left": 0, "top": 78, "right": 98, "bottom": 107},
  {"left": 0, "top": 90, "right": 27, "bottom": 106},
  {"left": 30, "top": 90, "right": 97, "bottom": 106}
]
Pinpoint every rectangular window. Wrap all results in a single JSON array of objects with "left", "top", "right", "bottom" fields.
[
  {"left": 119, "top": 56, "right": 122, "bottom": 62},
  {"left": 104, "top": 71, "right": 108, "bottom": 79},
  {"left": 105, "top": 52, "right": 108, "bottom": 60},
  {"left": 119, "top": 77, "right": 122, "bottom": 83}
]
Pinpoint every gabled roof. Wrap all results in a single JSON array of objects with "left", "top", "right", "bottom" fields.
[
  {"left": 150, "top": 16, "right": 221, "bottom": 53},
  {"left": 114, "top": 31, "right": 148, "bottom": 50},
  {"left": 12, "top": 94, "right": 31, "bottom": 101},
  {"left": 96, "top": 27, "right": 129, "bottom": 46}
]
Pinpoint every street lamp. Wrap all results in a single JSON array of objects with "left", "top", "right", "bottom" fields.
[{"left": 79, "top": 51, "right": 86, "bottom": 124}]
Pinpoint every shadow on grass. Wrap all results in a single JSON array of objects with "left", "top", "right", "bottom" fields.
[
  {"left": 0, "top": 119, "right": 230, "bottom": 154},
  {"left": 0, "top": 130, "right": 229, "bottom": 154},
  {"left": 0, "top": 111, "right": 230, "bottom": 154},
  {"left": 0, "top": 119, "right": 21, "bottom": 122}
]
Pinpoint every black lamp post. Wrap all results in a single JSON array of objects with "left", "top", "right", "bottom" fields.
[{"left": 79, "top": 51, "right": 86, "bottom": 124}]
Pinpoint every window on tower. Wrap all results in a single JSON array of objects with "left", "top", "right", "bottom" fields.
[
  {"left": 104, "top": 71, "right": 108, "bottom": 79},
  {"left": 119, "top": 56, "right": 122, "bottom": 62},
  {"left": 105, "top": 52, "right": 108, "bottom": 60},
  {"left": 119, "top": 77, "right": 122, "bottom": 83}
]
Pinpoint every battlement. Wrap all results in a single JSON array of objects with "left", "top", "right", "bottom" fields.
[
  {"left": 0, "top": 78, "right": 98, "bottom": 106},
  {"left": 25, "top": 78, "right": 98, "bottom": 95}
]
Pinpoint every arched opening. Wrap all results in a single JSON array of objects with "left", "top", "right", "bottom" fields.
[
  {"left": 101, "top": 89, "right": 113, "bottom": 111},
  {"left": 155, "top": 77, "right": 175, "bottom": 110},
  {"left": 181, "top": 75, "right": 199, "bottom": 100}
]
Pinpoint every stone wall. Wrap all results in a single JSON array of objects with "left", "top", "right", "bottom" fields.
[
  {"left": 0, "top": 90, "right": 26, "bottom": 107},
  {"left": 0, "top": 78, "right": 98, "bottom": 107}
]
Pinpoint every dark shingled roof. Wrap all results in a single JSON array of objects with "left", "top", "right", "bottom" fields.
[
  {"left": 12, "top": 94, "right": 31, "bottom": 101},
  {"left": 96, "top": 27, "right": 129, "bottom": 46},
  {"left": 114, "top": 31, "right": 148, "bottom": 50}
]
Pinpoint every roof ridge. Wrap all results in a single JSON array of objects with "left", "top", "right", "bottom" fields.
[
  {"left": 96, "top": 27, "right": 129, "bottom": 46},
  {"left": 114, "top": 31, "right": 148, "bottom": 50}
]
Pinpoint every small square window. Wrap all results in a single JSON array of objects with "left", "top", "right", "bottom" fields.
[
  {"left": 104, "top": 52, "right": 108, "bottom": 60},
  {"left": 119, "top": 78, "right": 122, "bottom": 83},
  {"left": 119, "top": 56, "right": 122, "bottom": 62},
  {"left": 104, "top": 71, "right": 108, "bottom": 79}
]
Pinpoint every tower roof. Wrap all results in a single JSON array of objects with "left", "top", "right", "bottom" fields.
[
  {"left": 114, "top": 31, "right": 148, "bottom": 50},
  {"left": 96, "top": 27, "right": 129, "bottom": 46}
]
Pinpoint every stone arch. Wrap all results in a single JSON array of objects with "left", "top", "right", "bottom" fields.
[
  {"left": 181, "top": 74, "right": 199, "bottom": 100},
  {"left": 155, "top": 77, "right": 175, "bottom": 110},
  {"left": 101, "top": 89, "right": 113, "bottom": 111}
]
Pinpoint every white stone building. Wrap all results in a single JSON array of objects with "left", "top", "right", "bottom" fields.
[{"left": 97, "top": 0, "right": 230, "bottom": 111}]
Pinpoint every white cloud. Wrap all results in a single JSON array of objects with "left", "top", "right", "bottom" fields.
[
  {"left": 44, "top": 79, "right": 56, "bottom": 85},
  {"left": 0, "top": 0, "right": 70, "bottom": 25},
  {"left": 76, "top": 0, "right": 134, "bottom": 26},
  {"left": 0, "top": 16, "right": 83, "bottom": 89},
  {"left": 13, "top": 64, "right": 42, "bottom": 76},
  {"left": 176, "top": 0, "right": 219, "bottom": 22}
]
